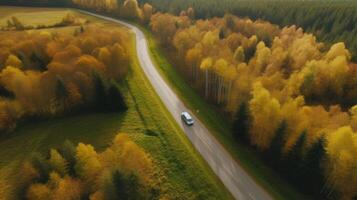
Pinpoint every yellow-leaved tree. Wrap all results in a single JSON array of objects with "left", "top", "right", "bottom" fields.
[
  {"left": 325, "top": 126, "right": 357, "bottom": 199},
  {"left": 249, "top": 82, "right": 282, "bottom": 150},
  {"left": 26, "top": 184, "right": 51, "bottom": 200},
  {"left": 49, "top": 149, "right": 67, "bottom": 176},
  {"left": 121, "top": 0, "right": 142, "bottom": 19},
  {"left": 5, "top": 54, "right": 23, "bottom": 68},
  {"left": 20, "top": 132, "right": 156, "bottom": 199},
  {"left": 75, "top": 143, "right": 103, "bottom": 191},
  {"left": 142, "top": 3, "right": 153, "bottom": 24}
]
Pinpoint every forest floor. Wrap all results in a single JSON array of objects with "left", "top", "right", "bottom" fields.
[
  {"left": 0, "top": 7, "right": 231, "bottom": 200},
  {"left": 135, "top": 24, "right": 311, "bottom": 200}
]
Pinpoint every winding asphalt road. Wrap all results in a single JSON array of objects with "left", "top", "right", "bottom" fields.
[{"left": 79, "top": 10, "right": 273, "bottom": 200}]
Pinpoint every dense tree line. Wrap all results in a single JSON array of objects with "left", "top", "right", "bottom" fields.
[
  {"left": 138, "top": 0, "right": 357, "bottom": 61},
  {"left": 149, "top": 11, "right": 357, "bottom": 199},
  {"left": 0, "top": 0, "right": 152, "bottom": 23},
  {"left": 72, "top": 0, "right": 153, "bottom": 22},
  {"left": 17, "top": 133, "right": 159, "bottom": 200},
  {"left": 0, "top": 21, "right": 129, "bottom": 133},
  {"left": 0, "top": 0, "right": 72, "bottom": 7}
]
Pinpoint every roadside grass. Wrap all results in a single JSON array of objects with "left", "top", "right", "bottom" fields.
[
  {"left": 0, "top": 8, "right": 232, "bottom": 200},
  {"left": 135, "top": 24, "right": 310, "bottom": 200},
  {"left": 120, "top": 33, "right": 233, "bottom": 199}
]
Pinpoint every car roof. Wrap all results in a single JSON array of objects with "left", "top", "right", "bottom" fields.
[{"left": 181, "top": 112, "right": 192, "bottom": 120}]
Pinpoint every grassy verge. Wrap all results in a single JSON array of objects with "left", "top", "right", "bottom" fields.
[
  {"left": 120, "top": 33, "right": 233, "bottom": 199},
  {"left": 135, "top": 24, "right": 310, "bottom": 200},
  {"left": 0, "top": 8, "right": 232, "bottom": 199}
]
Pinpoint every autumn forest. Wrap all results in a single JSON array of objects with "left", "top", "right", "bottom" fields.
[{"left": 0, "top": 0, "right": 356, "bottom": 200}]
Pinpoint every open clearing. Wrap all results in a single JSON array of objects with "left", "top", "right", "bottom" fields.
[
  {"left": 0, "top": 7, "right": 231, "bottom": 200},
  {"left": 0, "top": 6, "right": 70, "bottom": 24}
]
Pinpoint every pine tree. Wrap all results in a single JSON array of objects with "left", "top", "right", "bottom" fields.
[
  {"left": 245, "top": 44, "right": 256, "bottom": 62},
  {"left": 232, "top": 102, "right": 250, "bottom": 143},
  {"left": 0, "top": 85, "right": 14, "bottom": 98},
  {"left": 11, "top": 16, "right": 24, "bottom": 30},
  {"left": 55, "top": 76, "right": 69, "bottom": 113},
  {"left": 30, "top": 154, "right": 50, "bottom": 183},
  {"left": 92, "top": 72, "right": 108, "bottom": 111},
  {"left": 59, "top": 140, "right": 77, "bottom": 176},
  {"left": 49, "top": 149, "right": 68, "bottom": 176},
  {"left": 219, "top": 28, "right": 225, "bottom": 39},
  {"left": 233, "top": 46, "right": 245, "bottom": 63},
  {"left": 304, "top": 136, "right": 326, "bottom": 196},
  {"left": 224, "top": 14, "right": 235, "bottom": 30},
  {"left": 30, "top": 53, "right": 47, "bottom": 71},
  {"left": 55, "top": 76, "right": 68, "bottom": 100},
  {"left": 107, "top": 81, "right": 127, "bottom": 112},
  {"left": 268, "top": 120, "right": 287, "bottom": 165},
  {"left": 285, "top": 131, "right": 306, "bottom": 186},
  {"left": 112, "top": 170, "right": 142, "bottom": 200}
]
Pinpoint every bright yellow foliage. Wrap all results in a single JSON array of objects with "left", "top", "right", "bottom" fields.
[
  {"left": 21, "top": 132, "right": 155, "bottom": 199},
  {"left": 200, "top": 57, "right": 213, "bottom": 70},
  {"left": 75, "top": 143, "right": 103, "bottom": 190},
  {"left": 325, "top": 42, "right": 351, "bottom": 62},
  {"left": 26, "top": 183, "right": 51, "bottom": 200},
  {"left": 52, "top": 176, "right": 83, "bottom": 200},
  {"left": 5, "top": 54, "right": 22, "bottom": 68},
  {"left": 0, "top": 26, "right": 130, "bottom": 132},
  {"left": 249, "top": 82, "right": 281, "bottom": 149},
  {"left": 49, "top": 149, "right": 68, "bottom": 175},
  {"left": 326, "top": 126, "right": 357, "bottom": 199}
]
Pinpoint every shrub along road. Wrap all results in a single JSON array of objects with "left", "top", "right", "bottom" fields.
[{"left": 79, "top": 10, "right": 272, "bottom": 200}]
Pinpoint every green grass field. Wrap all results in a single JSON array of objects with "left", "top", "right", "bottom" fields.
[
  {"left": 0, "top": 8, "right": 232, "bottom": 200},
  {"left": 135, "top": 24, "right": 311, "bottom": 200},
  {"left": 0, "top": 6, "right": 67, "bottom": 18}
]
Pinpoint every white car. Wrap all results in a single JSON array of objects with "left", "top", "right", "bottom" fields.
[{"left": 181, "top": 112, "right": 194, "bottom": 126}]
